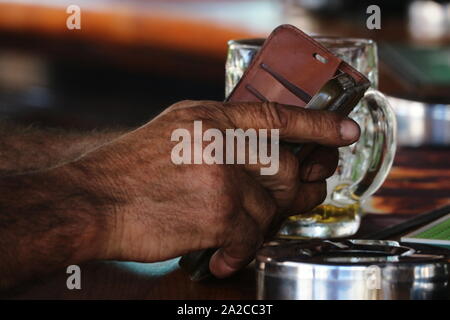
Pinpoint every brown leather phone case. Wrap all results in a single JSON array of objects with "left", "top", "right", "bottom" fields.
[{"left": 226, "top": 24, "right": 370, "bottom": 115}]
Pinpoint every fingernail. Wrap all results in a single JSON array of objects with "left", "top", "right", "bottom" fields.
[{"left": 340, "top": 119, "right": 360, "bottom": 141}]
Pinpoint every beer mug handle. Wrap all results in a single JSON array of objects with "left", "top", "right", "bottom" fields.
[{"left": 332, "top": 89, "right": 397, "bottom": 204}]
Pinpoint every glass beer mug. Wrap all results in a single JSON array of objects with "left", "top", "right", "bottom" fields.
[{"left": 226, "top": 37, "right": 397, "bottom": 238}]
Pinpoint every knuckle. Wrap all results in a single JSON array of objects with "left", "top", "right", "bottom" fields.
[
  {"left": 309, "top": 111, "right": 344, "bottom": 139},
  {"left": 192, "top": 105, "right": 227, "bottom": 124},
  {"left": 168, "top": 101, "right": 223, "bottom": 120},
  {"left": 167, "top": 100, "right": 197, "bottom": 112},
  {"left": 169, "top": 106, "right": 197, "bottom": 120},
  {"left": 260, "top": 102, "right": 287, "bottom": 129},
  {"left": 322, "top": 112, "right": 345, "bottom": 136},
  {"left": 323, "top": 110, "right": 345, "bottom": 124}
]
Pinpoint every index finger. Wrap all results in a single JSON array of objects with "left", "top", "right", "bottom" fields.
[{"left": 221, "top": 101, "right": 360, "bottom": 147}]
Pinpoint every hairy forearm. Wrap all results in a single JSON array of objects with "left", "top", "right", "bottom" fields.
[
  {"left": 0, "top": 120, "right": 143, "bottom": 290},
  {"left": 0, "top": 120, "right": 126, "bottom": 176},
  {"left": 0, "top": 156, "right": 120, "bottom": 290}
]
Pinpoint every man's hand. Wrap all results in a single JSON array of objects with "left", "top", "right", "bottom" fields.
[
  {"left": 77, "top": 100, "right": 360, "bottom": 278},
  {"left": 0, "top": 100, "right": 360, "bottom": 289}
]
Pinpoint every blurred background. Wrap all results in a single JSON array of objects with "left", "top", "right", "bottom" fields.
[{"left": 0, "top": 0, "right": 449, "bottom": 141}]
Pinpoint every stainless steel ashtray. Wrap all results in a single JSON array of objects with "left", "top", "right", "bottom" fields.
[{"left": 256, "top": 240, "right": 449, "bottom": 300}]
